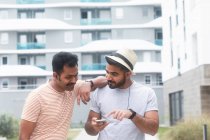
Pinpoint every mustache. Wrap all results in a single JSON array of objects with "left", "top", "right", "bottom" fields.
[{"left": 66, "top": 83, "right": 75, "bottom": 87}]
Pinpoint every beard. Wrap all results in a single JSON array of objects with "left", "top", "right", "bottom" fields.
[
  {"left": 108, "top": 76, "right": 126, "bottom": 89},
  {"left": 65, "top": 83, "right": 75, "bottom": 91}
]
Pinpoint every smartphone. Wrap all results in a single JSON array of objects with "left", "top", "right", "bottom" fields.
[{"left": 95, "top": 118, "right": 106, "bottom": 123}]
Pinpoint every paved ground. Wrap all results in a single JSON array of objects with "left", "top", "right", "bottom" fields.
[{"left": 74, "top": 129, "right": 159, "bottom": 140}]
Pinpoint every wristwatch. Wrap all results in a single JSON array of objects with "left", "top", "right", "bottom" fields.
[
  {"left": 85, "top": 80, "right": 94, "bottom": 88},
  {"left": 128, "top": 109, "right": 136, "bottom": 120}
]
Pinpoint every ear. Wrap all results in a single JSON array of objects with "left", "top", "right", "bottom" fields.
[
  {"left": 126, "top": 71, "right": 132, "bottom": 77},
  {"left": 53, "top": 72, "right": 58, "bottom": 78}
]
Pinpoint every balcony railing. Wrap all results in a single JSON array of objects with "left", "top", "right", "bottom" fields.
[
  {"left": 17, "top": 42, "right": 45, "bottom": 50},
  {"left": 37, "top": 65, "right": 46, "bottom": 70},
  {"left": 82, "top": 63, "right": 106, "bottom": 70},
  {"left": 80, "top": 18, "right": 112, "bottom": 25},
  {"left": 155, "top": 39, "right": 163, "bottom": 46},
  {"left": 0, "top": 84, "right": 39, "bottom": 91},
  {"left": 81, "top": 0, "right": 111, "bottom": 2},
  {"left": 17, "top": 0, "right": 45, "bottom": 4}
]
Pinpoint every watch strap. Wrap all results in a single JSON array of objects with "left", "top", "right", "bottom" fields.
[{"left": 128, "top": 109, "right": 136, "bottom": 120}]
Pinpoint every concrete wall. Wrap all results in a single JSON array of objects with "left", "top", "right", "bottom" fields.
[{"left": 163, "top": 64, "right": 210, "bottom": 126}]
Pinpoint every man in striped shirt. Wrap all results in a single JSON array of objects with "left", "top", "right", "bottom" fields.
[{"left": 19, "top": 52, "right": 107, "bottom": 140}]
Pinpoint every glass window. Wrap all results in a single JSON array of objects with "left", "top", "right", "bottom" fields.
[
  {"left": 145, "top": 75, "right": 151, "bottom": 85},
  {"left": 2, "top": 80, "right": 9, "bottom": 89},
  {"left": 142, "top": 7, "right": 148, "bottom": 17},
  {"left": 0, "top": 33, "right": 9, "bottom": 44},
  {"left": 0, "top": 10, "right": 8, "bottom": 19},
  {"left": 115, "top": 8, "right": 124, "bottom": 19},
  {"left": 64, "top": 9, "right": 72, "bottom": 20},
  {"left": 169, "top": 91, "right": 183, "bottom": 125},
  {"left": 2, "top": 56, "right": 8, "bottom": 65},
  {"left": 64, "top": 31, "right": 73, "bottom": 43}
]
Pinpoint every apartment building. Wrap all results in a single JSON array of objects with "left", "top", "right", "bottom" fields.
[
  {"left": 0, "top": 0, "right": 163, "bottom": 126},
  {"left": 162, "top": 0, "right": 210, "bottom": 125}
]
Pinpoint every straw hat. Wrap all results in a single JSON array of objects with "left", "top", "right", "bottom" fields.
[{"left": 105, "top": 49, "right": 137, "bottom": 72}]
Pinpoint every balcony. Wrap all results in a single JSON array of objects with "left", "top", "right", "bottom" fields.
[
  {"left": 81, "top": 0, "right": 111, "bottom": 2},
  {"left": 155, "top": 39, "right": 163, "bottom": 46},
  {"left": 82, "top": 63, "right": 106, "bottom": 70},
  {"left": 17, "top": 42, "right": 45, "bottom": 50},
  {"left": 17, "top": 0, "right": 45, "bottom": 4},
  {"left": 81, "top": 18, "right": 112, "bottom": 25},
  {"left": 0, "top": 84, "right": 39, "bottom": 91},
  {"left": 37, "top": 65, "right": 46, "bottom": 70}
]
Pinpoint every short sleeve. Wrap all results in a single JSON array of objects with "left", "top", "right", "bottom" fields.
[
  {"left": 21, "top": 91, "right": 41, "bottom": 122},
  {"left": 146, "top": 88, "right": 158, "bottom": 112},
  {"left": 90, "top": 89, "right": 100, "bottom": 113}
]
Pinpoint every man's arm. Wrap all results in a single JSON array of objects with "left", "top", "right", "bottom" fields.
[
  {"left": 19, "top": 119, "right": 36, "bottom": 140},
  {"left": 107, "top": 110, "right": 159, "bottom": 135},
  {"left": 131, "top": 110, "right": 159, "bottom": 135},
  {"left": 85, "top": 110, "right": 108, "bottom": 136},
  {"left": 74, "top": 76, "right": 107, "bottom": 105}
]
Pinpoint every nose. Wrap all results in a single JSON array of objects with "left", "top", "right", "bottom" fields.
[
  {"left": 106, "top": 73, "right": 112, "bottom": 80},
  {"left": 71, "top": 76, "right": 78, "bottom": 83}
]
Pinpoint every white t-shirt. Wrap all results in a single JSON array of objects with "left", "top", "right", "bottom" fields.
[{"left": 90, "top": 81, "right": 158, "bottom": 140}]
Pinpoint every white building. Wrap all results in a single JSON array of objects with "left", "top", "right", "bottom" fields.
[
  {"left": 0, "top": 0, "right": 164, "bottom": 126},
  {"left": 162, "top": 0, "right": 210, "bottom": 125}
]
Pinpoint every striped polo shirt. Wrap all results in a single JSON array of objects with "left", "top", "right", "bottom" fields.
[{"left": 21, "top": 82, "right": 75, "bottom": 140}]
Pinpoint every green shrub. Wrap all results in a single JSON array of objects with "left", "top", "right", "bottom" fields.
[
  {"left": 0, "top": 114, "right": 19, "bottom": 138},
  {"left": 161, "top": 115, "right": 210, "bottom": 140}
]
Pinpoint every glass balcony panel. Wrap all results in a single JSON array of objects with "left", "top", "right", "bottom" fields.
[
  {"left": 82, "top": 63, "right": 106, "bottom": 70},
  {"left": 80, "top": 18, "right": 111, "bottom": 25},
  {"left": 81, "top": 0, "right": 111, "bottom": 2},
  {"left": 155, "top": 39, "right": 162, "bottom": 46},
  {"left": 17, "top": 0, "right": 44, "bottom": 4},
  {"left": 17, "top": 42, "right": 45, "bottom": 50}
]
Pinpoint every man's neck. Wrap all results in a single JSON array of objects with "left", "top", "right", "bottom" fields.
[{"left": 50, "top": 79, "right": 65, "bottom": 93}]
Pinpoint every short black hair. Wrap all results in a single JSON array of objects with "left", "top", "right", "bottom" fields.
[
  {"left": 105, "top": 56, "right": 129, "bottom": 72},
  {"left": 52, "top": 52, "right": 78, "bottom": 74}
]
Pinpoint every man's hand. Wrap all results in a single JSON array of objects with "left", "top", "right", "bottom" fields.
[
  {"left": 74, "top": 76, "right": 107, "bottom": 105},
  {"left": 91, "top": 117, "right": 109, "bottom": 132},
  {"left": 107, "top": 109, "right": 132, "bottom": 121},
  {"left": 74, "top": 80, "right": 91, "bottom": 105}
]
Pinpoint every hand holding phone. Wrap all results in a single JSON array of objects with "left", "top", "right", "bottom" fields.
[{"left": 95, "top": 118, "right": 106, "bottom": 123}]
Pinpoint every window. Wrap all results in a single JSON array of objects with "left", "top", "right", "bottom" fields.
[
  {"left": 19, "top": 79, "right": 27, "bottom": 89},
  {"left": 20, "top": 57, "right": 27, "bottom": 65},
  {"left": 115, "top": 8, "right": 124, "bottom": 19},
  {"left": 1, "top": 79, "right": 9, "bottom": 89},
  {"left": 169, "top": 16, "right": 172, "bottom": 39},
  {"left": 0, "top": 33, "right": 9, "bottom": 44},
  {"left": 64, "top": 31, "right": 73, "bottom": 43},
  {"left": 64, "top": 9, "right": 72, "bottom": 20},
  {"left": 2, "top": 56, "right": 8, "bottom": 65},
  {"left": 142, "top": 7, "right": 148, "bottom": 17},
  {"left": 155, "top": 51, "right": 161, "bottom": 62},
  {"left": 81, "top": 11, "right": 88, "bottom": 19},
  {"left": 145, "top": 75, "right": 151, "bottom": 85},
  {"left": 154, "top": 7, "right": 162, "bottom": 18},
  {"left": 156, "top": 74, "right": 163, "bottom": 85},
  {"left": 169, "top": 91, "right": 183, "bottom": 125},
  {"left": 99, "top": 31, "right": 111, "bottom": 40},
  {"left": 176, "top": 14, "right": 179, "bottom": 26},
  {"left": 0, "top": 10, "right": 8, "bottom": 19},
  {"left": 116, "top": 30, "right": 124, "bottom": 39}
]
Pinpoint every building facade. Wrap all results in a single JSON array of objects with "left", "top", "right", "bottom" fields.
[
  {"left": 0, "top": 0, "right": 163, "bottom": 126},
  {"left": 162, "top": 0, "right": 210, "bottom": 125}
]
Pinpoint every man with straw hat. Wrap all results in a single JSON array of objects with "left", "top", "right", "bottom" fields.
[{"left": 85, "top": 49, "right": 159, "bottom": 140}]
